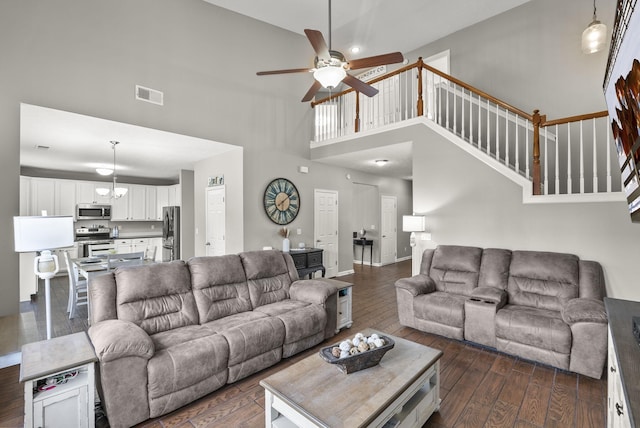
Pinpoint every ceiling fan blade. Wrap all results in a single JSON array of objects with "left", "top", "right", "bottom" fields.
[
  {"left": 301, "top": 81, "right": 323, "bottom": 102},
  {"left": 343, "top": 74, "right": 379, "bottom": 97},
  {"left": 304, "top": 29, "right": 330, "bottom": 59},
  {"left": 257, "top": 68, "right": 311, "bottom": 76},
  {"left": 348, "top": 52, "right": 404, "bottom": 70}
]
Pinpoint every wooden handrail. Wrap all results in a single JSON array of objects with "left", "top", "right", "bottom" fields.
[
  {"left": 541, "top": 110, "right": 608, "bottom": 127},
  {"left": 310, "top": 57, "right": 610, "bottom": 198},
  {"left": 312, "top": 58, "right": 534, "bottom": 121}
]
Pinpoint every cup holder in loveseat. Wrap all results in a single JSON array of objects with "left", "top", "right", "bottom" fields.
[{"left": 469, "top": 298, "right": 481, "bottom": 302}]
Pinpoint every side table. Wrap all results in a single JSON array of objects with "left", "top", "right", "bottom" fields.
[
  {"left": 20, "top": 332, "right": 98, "bottom": 428},
  {"left": 353, "top": 238, "right": 373, "bottom": 266},
  {"left": 316, "top": 278, "right": 353, "bottom": 332}
]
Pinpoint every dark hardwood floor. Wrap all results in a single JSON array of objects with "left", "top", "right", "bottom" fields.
[{"left": 0, "top": 261, "right": 606, "bottom": 427}]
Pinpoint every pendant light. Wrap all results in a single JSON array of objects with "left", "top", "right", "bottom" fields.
[
  {"left": 96, "top": 141, "right": 128, "bottom": 199},
  {"left": 582, "top": 0, "right": 607, "bottom": 54}
]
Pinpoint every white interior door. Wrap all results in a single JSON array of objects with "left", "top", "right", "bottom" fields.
[
  {"left": 314, "top": 189, "right": 338, "bottom": 278},
  {"left": 206, "top": 186, "right": 225, "bottom": 256},
  {"left": 380, "top": 195, "right": 397, "bottom": 265}
]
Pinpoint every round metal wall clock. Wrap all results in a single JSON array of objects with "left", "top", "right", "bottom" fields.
[{"left": 263, "top": 178, "right": 300, "bottom": 225}]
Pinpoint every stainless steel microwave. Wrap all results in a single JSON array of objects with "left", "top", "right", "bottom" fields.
[{"left": 76, "top": 204, "right": 112, "bottom": 220}]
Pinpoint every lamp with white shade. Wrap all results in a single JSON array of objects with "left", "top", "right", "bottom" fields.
[
  {"left": 402, "top": 215, "right": 425, "bottom": 247},
  {"left": 14, "top": 215, "right": 74, "bottom": 340}
]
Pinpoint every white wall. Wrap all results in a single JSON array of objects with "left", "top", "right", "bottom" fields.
[{"left": 194, "top": 147, "right": 244, "bottom": 256}]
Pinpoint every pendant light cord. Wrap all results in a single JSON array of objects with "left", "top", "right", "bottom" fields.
[
  {"left": 328, "top": 0, "right": 332, "bottom": 50},
  {"left": 593, "top": 0, "right": 597, "bottom": 20}
]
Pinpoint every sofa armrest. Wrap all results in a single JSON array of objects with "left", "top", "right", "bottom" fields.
[
  {"left": 561, "top": 298, "right": 608, "bottom": 325},
  {"left": 394, "top": 275, "right": 435, "bottom": 297},
  {"left": 88, "top": 319, "right": 154, "bottom": 363},
  {"left": 290, "top": 279, "right": 339, "bottom": 305},
  {"left": 470, "top": 287, "right": 507, "bottom": 308}
]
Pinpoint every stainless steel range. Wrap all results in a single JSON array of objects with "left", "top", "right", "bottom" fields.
[{"left": 75, "top": 226, "right": 115, "bottom": 257}]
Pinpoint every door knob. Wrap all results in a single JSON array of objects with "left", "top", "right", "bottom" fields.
[{"left": 205, "top": 242, "right": 211, "bottom": 246}]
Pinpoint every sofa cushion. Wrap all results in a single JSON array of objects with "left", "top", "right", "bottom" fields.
[
  {"left": 479, "top": 248, "right": 512, "bottom": 290},
  {"left": 495, "top": 304, "right": 571, "bottom": 354},
  {"left": 218, "top": 316, "right": 285, "bottom": 374},
  {"left": 507, "top": 251, "right": 579, "bottom": 311},
  {"left": 147, "top": 333, "right": 229, "bottom": 405},
  {"left": 430, "top": 245, "right": 482, "bottom": 296},
  {"left": 151, "top": 325, "right": 218, "bottom": 352},
  {"left": 240, "top": 250, "right": 293, "bottom": 308},
  {"left": 254, "top": 300, "right": 327, "bottom": 355},
  {"left": 115, "top": 261, "right": 199, "bottom": 335},
  {"left": 188, "top": 255, "right": 252, "bottom": 323},
  {"left": 203, "top": 311, "right": 270, "bottom": 333},
  {"left": 413, "top": 291, "right": 467, "bottom": 328}
]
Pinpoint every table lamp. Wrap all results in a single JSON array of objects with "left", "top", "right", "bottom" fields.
[
  {"left": 402, "top": 215, "right": 425, "bottom": 247},
  {"left": 14, "top": 215, "right": 74, "bottom": 339}
]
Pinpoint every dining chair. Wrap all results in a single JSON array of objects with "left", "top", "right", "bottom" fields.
[
  {"left": 106, "top": 252, "right": 145, "bottom": 270},
  {"left": 145, "top": 246, "right": 157, "bottom": 261},
  {"left": 63, "top": 251, "right": 88, "bottom": 319}
]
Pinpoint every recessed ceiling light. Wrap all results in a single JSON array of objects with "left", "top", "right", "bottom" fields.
[
  {"left": 375, "top": 159, "right": 388, "bottom": 166},
  {"left": 350, "top": 46, "right": 361, "bottom": 54}
]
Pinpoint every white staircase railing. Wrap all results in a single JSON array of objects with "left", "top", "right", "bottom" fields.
[{"left": 312, "top": 59, "right": 620, "bottom": 197}]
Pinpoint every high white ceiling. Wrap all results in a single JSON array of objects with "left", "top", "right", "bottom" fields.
[{"left": 204, "top": 0, "right": 530, "bottom": 60}]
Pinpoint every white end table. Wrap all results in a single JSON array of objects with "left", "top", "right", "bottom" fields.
[{"left": 20, "top": 332, "right": 97, "bottom": 428}]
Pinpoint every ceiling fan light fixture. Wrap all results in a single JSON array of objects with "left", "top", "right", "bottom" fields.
[{"left": 314, "top": 66, "right": 346, "bottom": 89}]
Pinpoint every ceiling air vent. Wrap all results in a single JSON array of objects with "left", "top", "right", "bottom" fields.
[{"left": 135, "top": 85, "right": 164, "bottom": 106}]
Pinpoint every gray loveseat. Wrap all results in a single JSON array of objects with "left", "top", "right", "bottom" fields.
[
  {"left": 87, "top": 250, "right": 339, "bottom": 428},
  {"left": 395, "top": 245, "right": 608, "bottom": 378}
]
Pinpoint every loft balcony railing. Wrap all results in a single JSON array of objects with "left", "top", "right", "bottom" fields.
[{"left": 311, "top": 58, "right": 619, "bottom": 197}]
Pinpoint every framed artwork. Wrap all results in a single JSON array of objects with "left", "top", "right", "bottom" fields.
[{"left": 604, "top": 0, "right": 640, "bottom": 222}]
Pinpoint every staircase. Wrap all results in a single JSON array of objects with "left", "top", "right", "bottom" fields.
[{"left": 310, "top": 58, "right": 624, "bottom": 203}]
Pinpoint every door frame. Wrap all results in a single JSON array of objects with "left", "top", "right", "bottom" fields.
[
  {"left": 205, "top": 185, "right": 226, "bottom": 256},
  {"left": 314, "top": 188, "right": 339, "bottom": 278},
  {"left": 380, "top": 195, "right": 397, "bottom": 266}
]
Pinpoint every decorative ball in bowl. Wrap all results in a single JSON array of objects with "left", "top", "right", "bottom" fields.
[{"left": 319, "top": 332, "right": 395, "bottom": 374}]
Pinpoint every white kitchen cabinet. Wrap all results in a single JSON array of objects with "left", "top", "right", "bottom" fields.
[
  {"left": 76, "top": 181, "right": 111, "bottom": 205},
  {"left": 146, "top": 186, "right": 158, "bottom": 220},
  {"left": 130, "top": 185, "right": 147, "bottom": 220},
  {"left": 55, "top": 179, "right": 77, "bottom": 217},
  {"left": 30, "top": 178, "right": 55, "bottom": 216},
  {"left": 168, "top": 184, "right": 181, "bottom": 207},
  {"left": 115, "top": 238, "right": 149, "bottom": 255},
  {"left": 156, "top": 186, "right": 169, "bottom": 217},
  {"left": 114, "top": 239, "right": 132, "bottom": 254},
  {"left": 111, "top": 184, "right": 130, "bottom": 220},
  {"left": 112, "top": 185, "right": 147, "bottom": 220}
]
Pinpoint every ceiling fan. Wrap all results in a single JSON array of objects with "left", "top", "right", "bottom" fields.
[{"left": 256, "top": 0, "right": 404, "bottom": 102}]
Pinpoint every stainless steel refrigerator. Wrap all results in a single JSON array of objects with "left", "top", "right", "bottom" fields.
[{"left": 162, "top": 206, "right": 180, "bottom": 261}]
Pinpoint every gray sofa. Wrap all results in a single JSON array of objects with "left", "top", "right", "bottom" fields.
[
  {"left": 87, "top": 250, "right": 340, "bottom": 428},
  {"left": 395, "top": 245, "right": 608, "bottom": 379}
]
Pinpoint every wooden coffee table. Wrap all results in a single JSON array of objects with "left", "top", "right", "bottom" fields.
[{"left": 260, "top": 329, "right": 442, "bottom": 428}]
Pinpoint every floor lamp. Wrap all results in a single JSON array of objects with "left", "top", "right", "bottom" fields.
[
  {"left": 14, "top": 215, "right": 74, "bottom": 340},
  {"left": 402, "top": 215, "right": 425, "bottom": 247}
]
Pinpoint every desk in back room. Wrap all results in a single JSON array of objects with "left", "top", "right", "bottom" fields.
[{"left": 353, "top": 238, "right": 373, "bottom": 266}]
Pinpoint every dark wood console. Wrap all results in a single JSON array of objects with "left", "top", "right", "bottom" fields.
[{"left": 289, "top": 248, "right": 325, "bottom": 279}]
